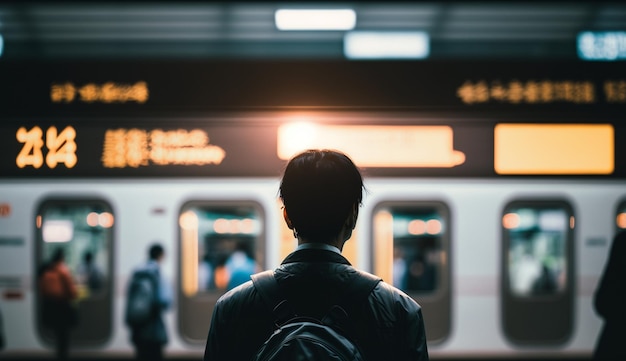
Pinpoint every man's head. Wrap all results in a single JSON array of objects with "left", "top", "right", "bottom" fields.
[
  {"left": 149, "top": 243, "right": 165, "bottom": 262},
  {"left": 279, "top": 149, "right": 364, "bottom": 243}
]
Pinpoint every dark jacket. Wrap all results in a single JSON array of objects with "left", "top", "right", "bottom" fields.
[
  {"left": 593, "top": 231, "right": 626, "bottom": 360},
  {"left": 204, "top": 249, "right": 429, "bottom": 361}
]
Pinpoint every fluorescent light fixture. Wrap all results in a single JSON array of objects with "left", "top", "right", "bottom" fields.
[
  {"left": 43, "top": 220, "right": 74, "bottom": 243},
  {"left": 577, "top": 31, "right": 626, "bottom": 61},
  {"left": 0, "top": 34, "right": 3, "bottom": 58},
  {"left": 344, "top": 31, "right": 429, "bottom": 59},
  {"left": 275, "top": 9, "right": 356, "bottom": 31}
]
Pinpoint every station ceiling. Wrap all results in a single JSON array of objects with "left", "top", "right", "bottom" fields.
[{"left": 0, "top": 1, "right": 624, "bottom": 60}]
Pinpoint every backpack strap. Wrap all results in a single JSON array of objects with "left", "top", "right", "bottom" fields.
[{"left": 251, "top": 270, "right": 296, "bottom": 327}]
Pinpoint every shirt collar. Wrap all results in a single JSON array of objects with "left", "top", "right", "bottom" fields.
[{"left": 296, "top": 242, "right": 341, "bottom": 255}]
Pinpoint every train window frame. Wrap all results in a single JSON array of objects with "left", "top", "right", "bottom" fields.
[
  {"left": 34, "top": 197, "right": 115, "bottom": 347},
  {"left": 370, "top": 200, "right": 451, "bottom": 344},
  {"left": 176, "top": 199, "right": 266, "bottom": 344},
  {"left": 500, "top": 198, "right": 575, "bottom": 346}
]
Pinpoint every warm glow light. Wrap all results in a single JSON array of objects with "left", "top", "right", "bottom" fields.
[
  {"left": 275, "top": 9, "right": 356, "bottom": 31},
  {"left": 36, "top": 215, "right": 42, "bottom": 228},
  {"left": 373, "top": 210, "right": 394, "bottom": 284},
  {"left": 180, "top": 211, "right": 199, "bottom": 297},
  {"left": 241, "top": 218, "right": 254, "bottom": 234},
  {"left": 426, "top": 219, "right": 442, "bottom": 235},
  {"left": 408, "top": 219, "right": 426, "bottom": 235},
  {"left": 98, "top": 212, "right": 114, "bottom": 228},
  {"left": 179, "top": 211, "right": 199, "bottom": 231},
  {"left": 86, "top": 212, "right": 99, "bottom": 227},
  {"left": 278, "top": 124, "right": 465, "bottom": 168},
  {"left": 503, "top": 213, "right": 520, "bottom": 229},
  {"left": 344, "top": 31, "right": 429, "bottom": 59},
  {"left": 617, "top": 213, "right": 626, "bottom": 229},
  {"left": 570, "top": 216, "right": 576, "bottom": 229},
  {"left": 495, "top": 124, "right": 614, "bottom": 175},
  {"left": 213, "top": 218, "right": 230, "bottom": 234}
]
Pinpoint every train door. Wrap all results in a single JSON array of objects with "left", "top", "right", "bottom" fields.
[
  {"left": 501, "top": 200, "right": 575, "bottom": 345},
  {"left": 35, "top": 198, "right": 114, "bottom": 347},
  {"left": 178, "top": 201, "right": 265, "bottom": 343},
  {"left": 371, "top": 201, "right": 451, "bottom": 344}
]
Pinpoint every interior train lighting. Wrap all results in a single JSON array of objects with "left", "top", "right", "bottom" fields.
[
  {"left": 278, "top": 123, "right": 465, "bottom": 168},
  {"left": 98, "top": 212, "right": 114, "bottom": 228},
  {"left": 344, "top": 31, "right": 429, "bottom": 59},
  {"left": 275, "top": 9, "right": 356, "bottom": 31},
  {"left": 494, "top": 124, "right": 614, "bottom": 175},
  {"left": 180, "top": 210, "right": 199, "bottom": 296},
  {"left": 42, "top": 220, "right": 73, "bottom": 243},
  {"left": 0, "top": 34, "right": 3, "bottom": 58},
  {"left": 578, "top": 31, "right": 626, "bottom": 61}
]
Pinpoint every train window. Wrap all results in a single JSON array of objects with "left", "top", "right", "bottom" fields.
[
  {"left": 178, "top": 201, "right": 265, "bottom": 343},
  {"left": 35, "top": 199, "right": 114, "bottom": 347},
  {"left": 371, "top": 201, "right": 451, "bottom": 344},
  {"left": 501, "top": 200, "right": 574, "bottom": 345},
  {"left": 616, "top": 199, "right": 626, "bottom": 231}
]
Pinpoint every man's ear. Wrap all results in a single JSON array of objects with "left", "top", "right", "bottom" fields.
[
  {"left": 347, "top": 204, "right": 359, "bottom": 230},
  {"left": 283, "top": 207, "right": 294, "bottom": 229}
]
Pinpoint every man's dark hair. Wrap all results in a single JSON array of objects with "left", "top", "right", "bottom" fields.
[
  {"left": 279, "top": 149, "right": 364, "bottom": 242},
  {"left": 149, "top": 243, "right": 164, "bottom": 260}
]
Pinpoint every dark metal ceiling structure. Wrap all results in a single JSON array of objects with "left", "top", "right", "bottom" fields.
[{"left": 0, "top": 1, "right": 625, "bottom": 60}]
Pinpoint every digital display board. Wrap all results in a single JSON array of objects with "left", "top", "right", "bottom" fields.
[{"left": 1, "top": 60, "right": 625, "bottom": 178}]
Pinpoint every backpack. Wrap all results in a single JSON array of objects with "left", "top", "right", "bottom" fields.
[
  {"left": 251, "top": 270, "right": 381, "bottom": 361},
  {"left": 125, "top": 269, "right": 159, "bottom": 328}
]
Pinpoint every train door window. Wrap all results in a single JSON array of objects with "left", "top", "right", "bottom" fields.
[
  {"left": 178, "top": 201, "right": 265, "bottom": 343},
  {"left": 35, "top": 199, "right": 114, "bottom": 347},
  {"left": 616, "top": 199, "right": 626, "bottom": 231},
  {"left": 371, "top": 201, "right": 451, "bottom": 344},
  {"left": 501, "top": 200, "right": 574, "bottom": 345}
]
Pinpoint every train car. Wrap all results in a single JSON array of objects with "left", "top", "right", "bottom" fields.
[{"left": 1, "top": 60, "right": 625, "bottom": 359}]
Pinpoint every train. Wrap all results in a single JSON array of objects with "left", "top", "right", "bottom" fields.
[{"left": 1, "top": 59, "right": 625, "bottom": 359}]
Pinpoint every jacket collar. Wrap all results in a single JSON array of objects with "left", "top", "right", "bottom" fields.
[{"left": 281, "top": 248, "right": 352, "bottom": 266}]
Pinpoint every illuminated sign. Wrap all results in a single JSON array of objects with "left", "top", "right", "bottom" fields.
[
  {"left": 101, "top": 128, "right": 226, "bottom": 168},
  {"left": 16, "top": 126, "right": 77, "bottom": 169},
  {"left": 457, "top": 80, "right": 597, "bottom": 105},
  {"left": 51, "top": 82, "right": 148, "bottom": 104},
  {"left": 277, "top": 123, "right": 465, "bottom": 168},
  {"left": 494, "top": 124, "right": 614, "bottom": 175},
  {"left": 578, "top": 31, "right": 626, "bottom": 61}
]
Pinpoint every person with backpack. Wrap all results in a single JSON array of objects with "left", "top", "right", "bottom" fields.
[
  {"left": 125, "top": 243, "right": 172, "bottom": 361},
  {"left": 204, "top": 149, "right": 429, "bottom": 361}
]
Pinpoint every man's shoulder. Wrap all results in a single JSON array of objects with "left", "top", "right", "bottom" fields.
[
  {"left": 215, "top": 279, "right": 256, "bottom": 307},
  {"left": 370, "top": 279, "right": 423, "bottom": 311}
]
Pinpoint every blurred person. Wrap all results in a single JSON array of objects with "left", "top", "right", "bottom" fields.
[
  {"left": 125, "top": 243, "right": 172, "bottom": 361},
  {"left": 76, "top": 250, "right": 104, "bottom": 294},
  {"left": 38, "top": 248, "right": 78, "bottom": 360},
  {"left": 593, "top": 231, "right": 626, "bottom": 360},
  {"left": 204, "top": 149, "right": 429, "bottom": 360},
  {"left": 224, "top": 242, "right": 257, "bottom": 291}
]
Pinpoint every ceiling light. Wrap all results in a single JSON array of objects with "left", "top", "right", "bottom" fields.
[
  {"left": 275, "top": 9, "right": 356, "bottom": 31},
  {"left": 344, "top": 31, "right": 430, "bottom": 59}
]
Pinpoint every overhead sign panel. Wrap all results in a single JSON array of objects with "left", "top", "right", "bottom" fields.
[
  {"left": 277, "top": 123, "right": 465, "bottom": 168},
  {"left": 494, "top": 123, "right": 614, "bottom": 175}
]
